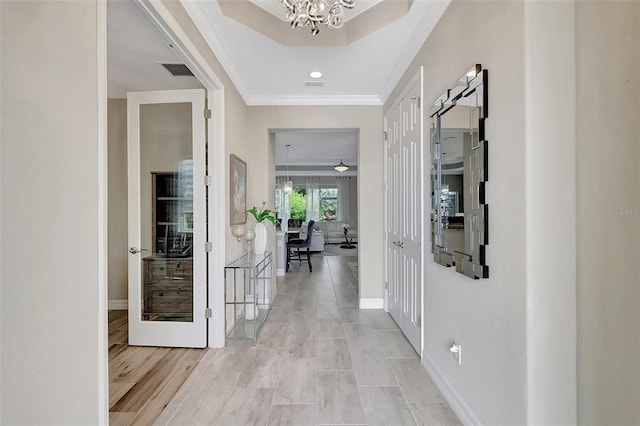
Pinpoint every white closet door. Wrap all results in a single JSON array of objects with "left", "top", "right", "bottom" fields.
[
  {"left": 384, "top": 69, "right": 423, "bottom": 354},
  {"left": 385, "top": 102, "right": 403, "bottom": 324}
]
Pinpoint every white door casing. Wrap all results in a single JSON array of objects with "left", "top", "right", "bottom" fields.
[
  {"left": 384, "top": 68, "right": 424, "bottom": 354},
  {"left": 127, "top": 88, "right": 207, "bottom": 348}
]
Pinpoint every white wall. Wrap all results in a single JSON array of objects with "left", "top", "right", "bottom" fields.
[
  {"left": 386, "top": 1, "right": 528, "bottom": 423},
  {"left": 524, "top": 2, "right": 577, "bottom": 424},
  {"left": 247, "top": 107, "right": 383, "bottom": 299},
  {"left": 0, "top": 1, "right": 107, "bottom": 423},
  {"left": 576, "top": 1, "right": 640, "bottom": 424}
]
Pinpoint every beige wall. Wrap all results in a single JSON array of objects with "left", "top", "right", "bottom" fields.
[
  {"left": 576, "top": 1, "right": 640, "bottom": 424},
  {"left": 108, "top": 99, "right": 128, "bottom": 301},
  {"left": 159, "top": 0, "right": 251, "bottom": 264},
  {"left": 386, "top": 1, "right": 527, "bottom": 423},
  {"left": 247, "top": 106, "right": 383, "bottom": 299},
  {"left": 1, "top": 1, "right": 106, "bottom": 423},
  {"left": 386, "top": 0, "right": 639, "bottom": 424}
]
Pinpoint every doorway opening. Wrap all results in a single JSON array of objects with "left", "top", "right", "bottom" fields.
[
  {"left": 105, "top": 0, "right": 225, "bottom": 421},
  {"left": 272, "top": 129, "right": 359, "bottom": 291}
]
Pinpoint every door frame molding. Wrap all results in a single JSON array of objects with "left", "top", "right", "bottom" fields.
[
  {"left": 135, "top": 0, "right": 227, "bottom": 349},
  {"left": 98, "top": 0, "right": 227, "bottom": 384}
]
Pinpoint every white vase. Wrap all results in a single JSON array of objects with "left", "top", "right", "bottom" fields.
[{"left": 254, "top": 222, "right": 267, "bottom": 255}]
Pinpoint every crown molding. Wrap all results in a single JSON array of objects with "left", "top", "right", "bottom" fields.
[
  {"left": 247, "top": 95, "right": 382, "bottom": 106},
  {"left": 181, "top": 0, "right": 252, "bottom": 104},
  {"left": 379, "top": 0, "right": 450, "bottom": 105},
  {"left": 182, "top": 0, "right": 447, "bottom": 108}
]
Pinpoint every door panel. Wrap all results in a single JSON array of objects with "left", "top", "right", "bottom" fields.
[
  {"left": 400, "top": 81, "right": 422, "bottom": 351},
  {"left": 384, "top": 69, "right": 423, "bottom": 354},
  {"left": 127, "top": 89, "right": 206, "bottom": 348},
  {"left": 385, "top": 102, "right": 402, "bottom": 321}
]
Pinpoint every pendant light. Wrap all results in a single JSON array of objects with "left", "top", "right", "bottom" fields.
[
  {"left": 283, "top": 144, "right": 293, "bottom": 194},
  {"left": 334, "top": 159, "right": 349, "bottom": 173}
]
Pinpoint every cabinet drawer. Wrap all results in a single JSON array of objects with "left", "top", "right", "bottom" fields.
[
  {"left": 167, "top": 259, "right": 193, "bottom": 277},
  {"left": 148, "top": 262, "right": 169, "bottom": 281},
  {"left": 149, "top": 287, "right": 193, "bottom": 314}
]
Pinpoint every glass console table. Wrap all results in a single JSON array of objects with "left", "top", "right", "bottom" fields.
[{"left": 224, "top": 252, "right": 273, "bottom": 344}]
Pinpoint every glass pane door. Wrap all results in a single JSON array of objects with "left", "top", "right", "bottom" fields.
[{"left": 128, "top": 89, "right": 206, "bottom": 348}]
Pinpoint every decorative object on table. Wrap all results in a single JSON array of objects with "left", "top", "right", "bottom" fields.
[
  {"left": 231, "top": 224, "right": 246, "bottom": 257},
  {"left": 247, "top": 201, "right": 277, "bottom": 255},
  {"left": 230, "top": 154, "right": 247, "bottom": 225},
  {"left": 244, "top": 229, "right": 256, "bottom": 256},
  {"left": 340, "top": 223, "right": 356, "bottom": 249},
  {"left": 281, "top": 0, "right": 356, "bottom": 35},
  {"left": 231, "top": 224, "right": 246, "bottom": 240}
]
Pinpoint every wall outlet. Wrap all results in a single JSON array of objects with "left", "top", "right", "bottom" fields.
[{"left": 449, "top": 342, "right": 462, "bottom": 365}]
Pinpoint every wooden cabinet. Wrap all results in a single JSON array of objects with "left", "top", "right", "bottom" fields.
[
  {"left": 143, "top": 257, "right": 193, "bottom": 321},
  {"left": 152, "top": 172, "right": 193, "bottom": 257}
]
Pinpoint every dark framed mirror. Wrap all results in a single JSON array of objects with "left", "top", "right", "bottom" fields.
[{"left": 430, "top": 65, "right": 489, "bottom": 279}]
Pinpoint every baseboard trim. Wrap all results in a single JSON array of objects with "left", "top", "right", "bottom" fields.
[
  {"left": 276, "top": 268, "right": 285, "bottom": 276},
  {"left": 108, "top": 299, "right": 127, "bottom": 310},
  {"left": 359, "top": 298, "right": 384, "bottom": 309},
  {"left": 422, "top": 352, "right": 481, "bottom": 425}
]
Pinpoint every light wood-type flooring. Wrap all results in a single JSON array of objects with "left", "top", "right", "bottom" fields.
[
  {"left": 108, "top": 310, "right": 206, "bottom": 425},
  {"left": 110, "top": 254, "right": 461, "bottom": 425}
]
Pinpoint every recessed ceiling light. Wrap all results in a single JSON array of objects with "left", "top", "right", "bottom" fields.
[{"left": 309, "top": 71, "right": 322, "bottom": 79}]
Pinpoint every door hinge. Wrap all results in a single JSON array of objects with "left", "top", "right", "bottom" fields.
[
  {"left": 205, "top": 308, "right": 212, "bottom": 318},
  {"left": 204, "top": 175, "right": 213, "bottom": 186},
  {"left": 383, "top": 131, "right": 388, "bottom": 142},
  {"left": 384, "top": 280, "right": 389, "bottom": 290},
  {"left": 204, "top": 109, "right": 212, "bottom": 119},
  {"left": 205, "top": 242, "right": 213, "bottom": 252}
]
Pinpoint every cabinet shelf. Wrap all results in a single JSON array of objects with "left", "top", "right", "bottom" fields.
[
  {"left": 157, "top": 197, "right": 193, "bottom": 201},
  {"left": 152, "top": 172, "right": 193, "bottom": 256}
]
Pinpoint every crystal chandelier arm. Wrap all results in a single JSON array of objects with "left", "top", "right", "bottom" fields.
[{"left": 281, "top": 0, "right": 355, "bottom": 35}]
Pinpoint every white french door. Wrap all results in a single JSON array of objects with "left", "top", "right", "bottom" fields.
[
  {"left": 127, "top": 89, "right": 207, "bottom": 348},
  {"left": 384, "top": 69, "right": 423, "bottom": 353}
]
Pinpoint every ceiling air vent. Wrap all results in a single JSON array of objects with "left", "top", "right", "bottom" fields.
[
  {"left": 304, "top": 80, "right": 325, "bottom": 87},
  {"left": 161, "top": 63, "right": 194, "bottom": 77}
]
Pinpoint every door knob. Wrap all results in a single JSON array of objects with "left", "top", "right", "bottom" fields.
[{"left": 129, "top": 247, "right": 148, "bottom": 254}]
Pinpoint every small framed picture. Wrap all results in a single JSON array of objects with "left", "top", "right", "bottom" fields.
[{"left": 230, "top": 154, "right": 247, "bottom": 225}]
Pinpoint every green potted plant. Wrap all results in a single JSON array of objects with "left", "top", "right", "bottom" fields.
[{"left": 246, "top": 201, "right": 276, "bottom": 255}]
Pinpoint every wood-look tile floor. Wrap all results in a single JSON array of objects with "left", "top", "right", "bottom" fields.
[
  {"left": 108, "top": 310, "right": 207, "bottom": 425},
  {"left": 151, "top": 254, "right": 463, "bottom": 426}
]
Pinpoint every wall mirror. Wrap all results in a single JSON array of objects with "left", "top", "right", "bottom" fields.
[{"left": 429, "top": 64, "right": 489, "bottom": 279}]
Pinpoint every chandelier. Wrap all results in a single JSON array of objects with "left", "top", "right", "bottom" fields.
[{"left": 280, "top": 0, "right": 356, "bottom": 35}]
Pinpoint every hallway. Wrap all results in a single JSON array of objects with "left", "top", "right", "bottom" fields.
[{"left": 154, "top": 255, "right": 460, "bottom": 425}]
